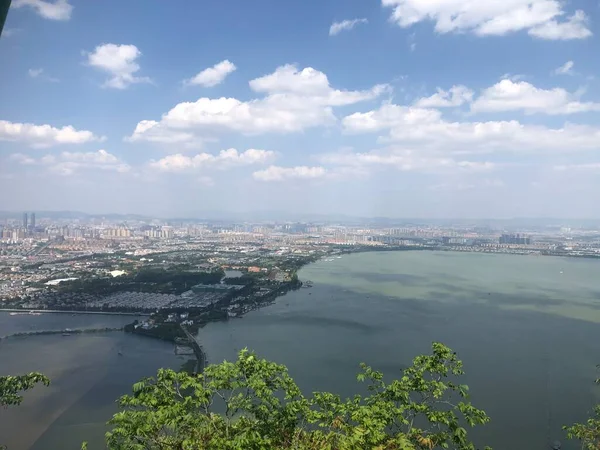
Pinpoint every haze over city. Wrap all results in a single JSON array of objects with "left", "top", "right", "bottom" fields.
[{"left": 2, "top": 0, "right": 599, "bottom": 218}]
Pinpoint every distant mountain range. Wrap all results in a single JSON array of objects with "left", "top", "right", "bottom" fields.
[{"left": 0, "top": 210, "right": 599, "bottom": 228}]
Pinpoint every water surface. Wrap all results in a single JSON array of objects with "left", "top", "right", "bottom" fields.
[
  {"left": 198, "top": 251, "right": 600, "bottom": 450},
  {"left": 2, "top": 251, "right": 600, "bottom": 449}
]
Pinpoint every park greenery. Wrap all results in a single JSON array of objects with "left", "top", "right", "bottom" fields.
[
  {"left": 2, "top": 344, "right": 600, "bottom": 449},
  {"left": 56, "top": 267, "right": 225, "bottom": 297}
]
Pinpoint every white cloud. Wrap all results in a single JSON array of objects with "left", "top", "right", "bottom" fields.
[
  {"left": 470, "top": 79, "right": 600, "bottom": 115},
  {"left": 149, "top": 148, "right": 276, "bottom": 173},
  {"left": 12, "top": 0, "right": 72, "bottom": 21},
  {"left": 0, "top": 120, "right": 104, "bottom": 148},
  {"left": 128, "top": 64, "right": 388, "bottom": 143},
  {"left": 554, "top": 60, "right": 575, "bottom": 75},
  {"left": 529, "top": 10, "right": 592, "bottom": 40},
  {"left": 184, "top": 60, "right": 236, "bottom": 87},
  {"left": 381, "top": 0, "right": 592, "bottom": 40},
  {"left": 28, "top": 68, "right": 44, "bottom": 78},
  {"left": 85, "top": 44, "right": 150, "bottom": 89},
  {"left": 10, "top": 149, "right": 129, "bottom": 175},
  {"left": 554, "top": 163, "right": 600, "bottom": 171},
  {"left": 342, "top": 102, "right": 600, "bottom": 155},
  {"left": 414, "top": 85, "right": 473, "bottom": 108},
  {"left": 2, "top": 28, "right": 20, "bottom": 37},
  {"left": 28, "top": 68, "right": 59, "bottom": 82},
  {"left": 329, "top": 18, "right": 368, "bottom": 36},
  {"left": 9, "top": 153, "right": 36, "bottom": 165},
  {"left": 126, "top": 120, "right": 197, "bottom": 145},
  {"left": 320, "top": 149, "right": 495, "bottom": 173},
  {"left": 253, "top": 166, "right": 327, "bottom": 182}
]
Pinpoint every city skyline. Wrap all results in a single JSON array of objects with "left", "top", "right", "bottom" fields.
[{"left": 1, "top": 0, "right": 599, "bottom": 218}]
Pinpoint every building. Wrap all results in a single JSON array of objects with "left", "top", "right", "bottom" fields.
[
  {"left": 499, "top": 234, "right": 531, "bottom": 245},
  {"left": 22, "top": 212, "right": 28, "bottom": 229},
  {"left": 30, "top": 213, "right": 36, "bottom": 229}
]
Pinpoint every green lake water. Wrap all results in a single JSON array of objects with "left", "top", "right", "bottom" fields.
[{"left": 2, "top": 251, "right": 600, "bottom": 449}]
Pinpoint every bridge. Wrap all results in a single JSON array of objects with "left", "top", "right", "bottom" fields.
[{"left": 180, "top": 325, "right": 206, "bottom": 373}]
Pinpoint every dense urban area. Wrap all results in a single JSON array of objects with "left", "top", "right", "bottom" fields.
[{"left": 1, "top": 211, "right": 599, "bottom": 344}]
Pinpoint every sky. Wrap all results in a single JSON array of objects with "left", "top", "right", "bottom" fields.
[{"left": 1, "top": 0, "right": 599, "bottom": 219}]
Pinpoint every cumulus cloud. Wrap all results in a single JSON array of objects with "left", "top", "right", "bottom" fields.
[
  {"left": 381, "top": 0, "right": 592, "bottom": 40},
  {"left": 342, "top": 103, "right": 600, "bottom": 155},
  {"left": 329, "top": 18, "right": 368, "bottom": 36},
  {"left": 554, "top": 60, "right": 575, "bottom": 75},
  {"left": 414, "top": 85, "right": 473, "bottom": 108},
  {"left": 184, "top": 60, "right": 237, "bottom": 87},
  {"left": 253, "top": 166, "right": 327, "bottom": 182},
  {"left": 12, "top": 0, "right": 72, "bottom": 21},
  {"left": 149, "top": 148, "right": 276, "bottom": 173},
  {"left": 470, "top": 79, "right": 600, "bottom": 115},
  {"left": 85, "top": 44, "right": 151, "bottom": 89},
  {"left": 10, "top": 149, "right": 130, "bottom": 175},
  {"left": 128, "top": 64, "right": 388, "bottom": 143},
  {"left": 0, "top": 120, "right": 104, "bottom": 148}
]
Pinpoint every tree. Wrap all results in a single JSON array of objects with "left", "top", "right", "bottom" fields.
[
  {"left": 564, "top": 366, "right": 600, "bottom": 449},
  {"left": 0, "top": 372, "right": 49, "bottom": 408},
  {"left": 1, "top": 372, "right": 50, "bottom": 450},
  {"left": 101, "top": 343, "right": 490, "bottom": 449}
]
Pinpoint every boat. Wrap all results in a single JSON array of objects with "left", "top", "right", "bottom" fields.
[{"left": 62, "top": 333, "right": 71, "bottom": 337}]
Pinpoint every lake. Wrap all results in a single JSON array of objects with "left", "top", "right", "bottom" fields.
[{"left": 2, "top": 251, "right": 600, "bottom": 449}]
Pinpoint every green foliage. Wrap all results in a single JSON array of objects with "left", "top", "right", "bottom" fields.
[
  {"left": 1, "top": 372, "right": 50, "bottom": 450},
  {"left": 55, "top": 268, "right": 225, "bottom": 299},
  {"left": 0, "top": 372, "right": 50, "bottom": 408},
  {"left": 565, "top": 406, "right": 600, "bottom": 450},
  {"left": 564, "top": 365, "right": 600, "bottom": 449},
  {"left": 104, "top": 343, "right": 490, "bottom": 449}
]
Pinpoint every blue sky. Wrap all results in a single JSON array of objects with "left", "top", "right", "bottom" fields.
[{"left": 1, "top": 0, "right": 599, "bottom": 218}]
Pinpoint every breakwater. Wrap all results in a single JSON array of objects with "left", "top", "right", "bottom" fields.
[
  {"left": 0, "top": 308, "right": 148, "bottom": 316},
  {"left": 0, "top": 327, "right": 123, "bottom": 340}
]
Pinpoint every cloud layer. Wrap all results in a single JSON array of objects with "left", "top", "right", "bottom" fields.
[{"left": 128, "top": 64, "right": 388, "bottom": 144}]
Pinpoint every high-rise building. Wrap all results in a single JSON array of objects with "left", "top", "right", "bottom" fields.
[
  {"left": 22, "top": 212, "right": 28, "bottom": 229},
  {"left": 30, "top": 212, "right": 36, "bottom": 229}
]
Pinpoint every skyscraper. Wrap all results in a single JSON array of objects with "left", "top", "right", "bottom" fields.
[
  {"left": 30, "top": 212, "right": 36, "bottom": 230},
  {"left": 22, "top": 212, "right": 28, "bottom": 229}
]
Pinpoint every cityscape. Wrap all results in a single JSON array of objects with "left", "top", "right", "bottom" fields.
[{"left": 1, "top": 210, "right": 599, "bottom": 313}]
